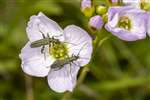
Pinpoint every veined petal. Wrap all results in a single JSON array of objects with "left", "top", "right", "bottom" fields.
[
  {"left": 129, "top": 11, "right": 146, "bottom": 37},
  {"left": 107, "top": 6, "right": 133, "bottom": 21},
  {"left": 26, "top": 12, "right": 63, "bottom": 42},
  {"left": 108, "top": 13, "right": 119, "bottom": 28},
  {"left": 26, "top": 15, "right": 43, "bottom": 42},
  {"left": 105, "top": 27, "right": 145, "bottom": 41},
  {"left": 64, "top": 25, "right": 93, "bottom": 66},
  {"left": 38, "top": 12, "right": 64, "bottom": 39},
  {"left": 19, "top": 42, "right": 55, "bottom": 77},
  {"left": 47, "top": 64, "right": 80, "bottom": 93}
]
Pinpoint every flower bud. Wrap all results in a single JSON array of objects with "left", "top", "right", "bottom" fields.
[
  {"left": 140, "top": 0, "right": 150, "bottom": 11},
  {"left": 81, "top": 0, "right": 95, "bottom": 17},
  {"left": 89, "top": 15, "right": 103, "bottom": 31},
  {"left": 102, "top": 14, "right": 108, "bottom": 23},
  {"left": 96, "top": 5, "right": 107, "bottom": 15}
]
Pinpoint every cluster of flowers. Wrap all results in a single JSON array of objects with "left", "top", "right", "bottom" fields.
[
  {"left": 19, "top": 12, "right": 93, "bottom": 93},
  {"left": 81, "top": 0, "right": 150, "bottom": 41},
  {"left": 19, "top": 0, "right": 150, "bottom": 93}
]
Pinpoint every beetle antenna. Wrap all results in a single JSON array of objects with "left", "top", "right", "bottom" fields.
[
  {"left": 78, "top": 57, "right": 89, "bottom": 60},
  {"left": 68, "top": 63, "right": 73, "bottom": 79},
  {"left": 63, "top": 42, "right": 77, "bottom": 46},
  {"left": 76, "top": 42, "right": 88, "bottom": 57},
  {"left": 71, "top": 61, "right": 80, "bottom": 67},
  {"left": 54, "top": 34, "right": 63, "bottom": 38},
  {"left": 37, "top": 24, "right": 46, "bottom": 38},
  {"left": 47, "top": 33, "right": 50, "bottom": 38}
]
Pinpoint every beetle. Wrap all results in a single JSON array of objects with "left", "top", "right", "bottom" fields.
[
  {"left": 30, "top": 29, "right": 61, "bottom": 54},
  {"left": 30, "top": 35, "right": 60, "bottom": 48},
  {"left": 29, "top": 24, "right": 62, "bottom": 61},
  {"left": 50, "top": 43, "right": 88, "bottom": 71},
  {"left": 51, "top": 55, "right": 79, "bottom": 71}
]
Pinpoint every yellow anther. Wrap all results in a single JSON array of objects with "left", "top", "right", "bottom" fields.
[{"left": 118, "top": 16, "right": 132, "bottom": 30}]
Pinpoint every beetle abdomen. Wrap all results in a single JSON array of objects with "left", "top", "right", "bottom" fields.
[{"left": 30, "top": 38, "right": 51, "bottom": 48}]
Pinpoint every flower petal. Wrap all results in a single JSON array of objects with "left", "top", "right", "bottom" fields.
[
  {"left": 147, "top": 13, "right": 150, "bottom": 36},
  {"left": 19, "top": 42, "right": 55, "bottom": 77},
  {"left": 26, "top": 12, "right": 63, "bottom": 42},
  {"left": 47, "top": 64, "right": 80, "bottom": 93},
  {"left": 64, "top": 25, "right": 93, "bottom": 66},
  {"left": 107, "top": 6, "right": 133, "bottom": 22}
]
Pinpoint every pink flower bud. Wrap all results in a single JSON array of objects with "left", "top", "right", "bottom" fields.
[
  {"left": 89, "top": 15, "right": 103, "bottom": 31},
  {"left": 81, "top": 0, "right": 92, "bottom": 10},
  {"left": 81, "top": 0, "right": 95, "bottom": 17}
]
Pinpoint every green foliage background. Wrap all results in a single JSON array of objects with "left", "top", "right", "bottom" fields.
[{"left": 0, "top": 0, "right": 150, "bottom": 100}]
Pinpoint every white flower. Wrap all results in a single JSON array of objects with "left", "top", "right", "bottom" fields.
[
  {"left": 122, "top": 0, "right": 150, "bottom": 12},
  {"left": 19, "top": 12, "right": 93, "bottom": 93},
  {"left": 105, "top": 6, "right": 147, "bottom": 41},
  {"left": 122, "top": 0, "right": 141, "bottom": 8}
]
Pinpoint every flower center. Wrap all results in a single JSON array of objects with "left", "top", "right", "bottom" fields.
[
  {"left": 140, "top": 0, "right": 150, "bottom": 11},
  {"left": 49, "top": 43, "right": 68, "bottom": 60},
  {"left": 118, "top": 16, "right": 132, "bottom": 30}
]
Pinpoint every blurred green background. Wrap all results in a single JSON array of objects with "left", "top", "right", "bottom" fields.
[{"left": 1, "top": 0, "right": 150, "bottom": 100}]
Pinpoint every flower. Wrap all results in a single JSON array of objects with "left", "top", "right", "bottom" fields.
[
  {"left": 105, "top": 6, "right": 147, "bottom": 41},
  {"left": 122, "top": 0, "right": 150, "bottom": 11},
  {"left": 19, "top": 12, "right": 93, "bottom": 93},
  {"left": 81, "top": 0, "right": 95, "bottom": 17},
  {"left": 122, "top": 0, "right": 141, "bottom": 8},
  {"left": 89, "top": 15, "right": 103, "bottom": 31}
]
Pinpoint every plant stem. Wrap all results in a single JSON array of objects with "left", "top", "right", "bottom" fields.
[{"left": 25, "top": 75, "right": 34, "bottom": 100}]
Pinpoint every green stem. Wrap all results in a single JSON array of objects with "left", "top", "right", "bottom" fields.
[
  {"left": 25, "top": 75, "right": 34, "bottom": 100},
  {"left": 61, "top": 92, "right": 72, "bottom": 100}
]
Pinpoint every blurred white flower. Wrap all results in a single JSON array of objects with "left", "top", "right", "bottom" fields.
[
  {"left": 122, "top": 0, "right": 150, "bottom": 11},
  {"left": 19, "top": 12, "right": 93, "bottom": 93},
  {"left": 122, "top": 0, "right": 141, "bottom": 8},
  {"left": 105, "top": 6, "right": 147, "bottom": 41}
]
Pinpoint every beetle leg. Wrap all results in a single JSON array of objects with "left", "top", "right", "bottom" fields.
[
  {"left": 41, "top": 46, "right": 45, "bottom": 53},
  {"left": 47, "top": 33, "right": 50, "bottom": 38},
  {"left": 41, "top": 45, "right": 46, "bottom": 60},
  {"left": 69, "top": 63, "right": 73, "bottom": 79},
  {"left": 71, "top": 61, "right": 80, "bottom": 67},
  {"left": 53, "top": 65, "right": 63, "bottom": 71},
  {"left": 42, "top": 33, "right": 46, "bottom": 39}
]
